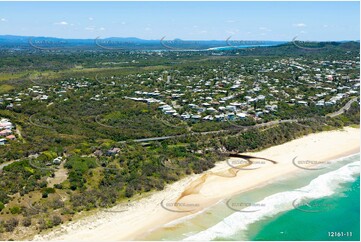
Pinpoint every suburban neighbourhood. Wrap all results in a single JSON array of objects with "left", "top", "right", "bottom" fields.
[
  {"left": 0, "top": 118, "right": 15, "bottom": 145},
  {"left": 1, "top": 57, "right": 359, "bottom": 125}
]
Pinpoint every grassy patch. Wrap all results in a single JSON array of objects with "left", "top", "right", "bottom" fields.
[{"left": 0, "top": 84, "right": 14, "bottom": 93}]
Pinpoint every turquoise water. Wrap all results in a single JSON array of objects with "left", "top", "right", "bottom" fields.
[
  {"left": 247, "top": 176, "right": 360, "bottom": 241},
  {"left": 140, "top": 154, "right": 360, "bottom": 241}
]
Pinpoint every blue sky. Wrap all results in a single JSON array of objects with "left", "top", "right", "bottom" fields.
[{"left": 0, "top": 1, "right": 359, "bottom": 41}]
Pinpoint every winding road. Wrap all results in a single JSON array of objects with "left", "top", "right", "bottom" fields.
[
  {"left": 132, "top": 97, "right": 358, "bottom": 143},
  {"left": 0, "top": 97, "right": 358, "bottom": 170},
  {"left": 132, "top": 119, "right": 307, "bottom": 143},
  {"left": 326, "top": 97, "right": 358, "bottom": 118}
]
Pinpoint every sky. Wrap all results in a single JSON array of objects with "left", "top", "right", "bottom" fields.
[{"left": 0, "top": 1, "right": 359, "bottom": 41}]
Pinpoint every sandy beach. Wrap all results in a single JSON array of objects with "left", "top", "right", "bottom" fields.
[{"left": 33, "top": 127, "right": 360, "bottom": 241}]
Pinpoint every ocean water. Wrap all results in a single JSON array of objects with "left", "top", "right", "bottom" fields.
[
  {"left": 140, "top": 154, "right": 360, "bottom": 241},
  {"left": 248, "top": 176, "right": 360, "bottom": 241}
]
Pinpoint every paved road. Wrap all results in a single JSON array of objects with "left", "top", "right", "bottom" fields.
[
  {"left": 130, "top": 97, "right": 357, "bottom": 143},
  {"left": 326, "top": 97, "right": 358, "bottom": 118},
  {"left": 0, "top": 159, "right": 19, "bottom": 171},
  {"left": 131, "top": 118, "right": 312, "bottom": 143},
  {"left": 1, "top": 98, "right": 357, "bottom": 170},
  {"left": 133, "top": 97, "right": 358, "bottom": 143}
]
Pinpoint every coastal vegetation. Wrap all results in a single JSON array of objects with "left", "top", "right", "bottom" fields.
[{"left": 0, "top": 41, "right": 359, "bottom": 240}]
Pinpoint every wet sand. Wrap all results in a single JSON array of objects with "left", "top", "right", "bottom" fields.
[{"left": 34, "top": 127, "right": 360, "bottom": 241}]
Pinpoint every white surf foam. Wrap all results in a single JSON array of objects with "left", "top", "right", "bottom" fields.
[{"left": 184, "top": 158, "right": 360, "bottom": 241}]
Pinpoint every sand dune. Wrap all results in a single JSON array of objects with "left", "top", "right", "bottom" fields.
[{"left": 33, "top": 127, "right": 360, "bottom": 241}]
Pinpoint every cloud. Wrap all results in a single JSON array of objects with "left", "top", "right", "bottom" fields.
[
  {"left": 226, "top": 29, "right": 239, "bottom": 35},
  {"left": 0, "top": 18, "right": 7, "bottom": 22},
  {"left": 259, "top": 27, "right": 272, "bottom": 32},
  {"left": 85, "top": 26, "right": 105, "bottom": 31},
  {"left": 293, "top": 23, "right": 306, "bottom": 28},
  {"left": 89, "top": 17, "right": 94, "bottom": 21},
  {"left": 85, "top": 26, "right": 95, "bottom": 31},
  {"left": 323, "top": 24, "right": 328, "bottom": 28},
  {"left": 226, "top": 20, "right": 237, "bottom": 23},
  {"left": 54, "top": 21, "right": 69, "bottom": 25}
]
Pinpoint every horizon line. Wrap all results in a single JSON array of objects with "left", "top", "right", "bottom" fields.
[{"left": 0, "top": 34, "right": 360, "bottom": 42}]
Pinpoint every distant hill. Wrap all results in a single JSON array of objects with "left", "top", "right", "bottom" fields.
[
  {"left": 0, "top": 35, "right": 286, "bottom": 50},
  {"left": 0, "top": 35, "right": 358, "bottom": 52},
  {"left": 224, "top": 40, "right": 360, "bottom": 58}
]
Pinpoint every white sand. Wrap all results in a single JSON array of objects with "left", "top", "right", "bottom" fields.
[{"left": 33, "top": 127, "right": 360, "bottom": 241}]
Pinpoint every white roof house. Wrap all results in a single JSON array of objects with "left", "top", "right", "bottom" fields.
[{"left": 236, "top": 113, "right": 247, "bottom": 119}]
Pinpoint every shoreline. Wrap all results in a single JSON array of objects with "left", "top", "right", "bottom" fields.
[{"left": 34, "top": 127, "right": 360, "bottom": 241}]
